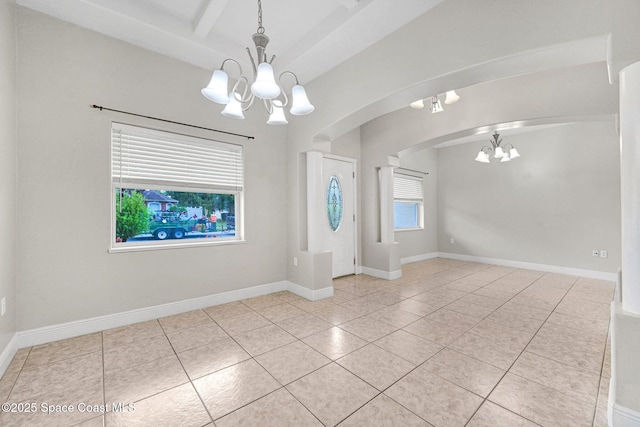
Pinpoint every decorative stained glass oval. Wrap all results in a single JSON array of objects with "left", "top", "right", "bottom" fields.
[{"left": 326, "top": 175, "right": 343, "bottom": 232}]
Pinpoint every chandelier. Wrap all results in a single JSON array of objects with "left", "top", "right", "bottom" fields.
[
  {"left": 201, "top": 0, "right": 314, "bottom": 125},
  {"left": 409, "top": 90, "right": 460, "bottom": 112},
  {"left": 474, "top": 132, "right": 521, "bottom": 163}
]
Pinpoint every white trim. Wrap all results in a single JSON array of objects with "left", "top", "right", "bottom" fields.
[
  {"left": 0, "top": 279, "right": 335, "bottom": 377},
  {"left": 287, "top": 282, "right": 334, "bottom": 301},
  {"left": 437, "top": 252, "right": 617, "bottom": 281},
  {"left": 609, "top": 301, "right": 640, "bottom": 426},
  {"left": 13, "top": 280, "right": 309, "bottom": 350},
  {"left": 401, "top": 252, "right": 439, "bottom": 265},
  {"left": 307, "top": 151, "right": 324, "bottom": 253},
  {"left": 362, "top": 266, "right": 402, "bottom": 280},
  {"left": 0, "top": 334, "right": 18, "bottom": 378},
  {"left": 612, "top": 403, "right": 640, "bottom": 426}
]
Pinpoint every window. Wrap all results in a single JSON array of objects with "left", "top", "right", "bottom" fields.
[
  {"left": 111, "top": 123, "right": 243, "bottom": 250},
  {"left": 394, "top": 172, "right": 424, "bottom": 230}
]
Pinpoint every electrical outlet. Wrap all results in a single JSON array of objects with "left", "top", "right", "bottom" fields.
[
  {"left": 450, "top": 238, "right": 455, "bottom": 244},
  {"left": 600, "top": 250, "right": 608, "bottom": 258},
  {"left": 293, "top": 257, "right": 298, "bottom": 266},
  {"left": 1, "top": 297, "right": 5, "bottom": 317},
  {"left": 592, "top": 250, "right": 599, "bottom": 257}
]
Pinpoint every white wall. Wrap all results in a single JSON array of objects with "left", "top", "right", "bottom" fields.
[
  {"left": 0, "top": 0, "right": 17, "bottom": 353},
  {"left": 358, "top": 63, "right": 617, "bottom": 274},
  {"left": 15, "top": 8, "right": 289, "bottom": 331},
  {"left": 437, "top": 121, "right": 621, "bottom": 273}
]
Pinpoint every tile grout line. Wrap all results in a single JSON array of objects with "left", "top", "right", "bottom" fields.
[
  {"left": 591, "top": 314, "right": 613, "bottom": 427},
  {"left": 0, "top": 261, "right": 614, "bottom": 426},
  {"left": 469, "top": 274, "right": 608, "bottom": 427},
  {"left": 458, "top": 271, "right": 578, "bottom": 426}
]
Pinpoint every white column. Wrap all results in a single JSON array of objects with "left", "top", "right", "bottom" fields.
[
  {"left": 379, "top": 165, "right": 394, "bottom": 244},
  {"left": 620, "top": 60, "right": 640, "bottom": 315},
  {"left": 307, "top": 151, "right": 324, "bottom": 252}
]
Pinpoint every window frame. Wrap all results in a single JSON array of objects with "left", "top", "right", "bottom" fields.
[
  {"left": 393, "top": 172, "right": 424, "bottom": 231},
  {"left": 109, "top": 123, "right": 244, "bottom": 253}
]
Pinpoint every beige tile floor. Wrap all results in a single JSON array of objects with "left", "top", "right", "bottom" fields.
[{"left": 0, "top": 258, "right": 613, "bottom": 426}]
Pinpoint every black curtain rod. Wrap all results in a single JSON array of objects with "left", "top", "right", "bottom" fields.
[{"left": 91, "top": 104, "right": 255, "bottom": 140}]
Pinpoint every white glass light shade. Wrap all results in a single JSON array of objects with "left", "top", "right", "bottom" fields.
[
  {"left": 494, "top": 146, "right": 505, "bottom": 158},
  {"left": 221, "top": 92, "right": 245, "bottom": 119},
  {"left": 410, "top": 99, "right": 425, "bottom": 109},
  {"left": 431, "top": 97, "right": 444, "bottom": 113},
  {"left": 444, "top": 90, "right": 460, "bottom": 104},
  {"left": 251, "top": 63, "right": 281, "bottom": 99},
  {"left": 267, "top": 100, "right": 288, "bottom": 125},
  {"left": 501, "top": 154, "right": 511, "bottom": 162},
  {"left": 289, "top": 85, "right": 315, "bottom": 115},
  {"left": 475, "top": 151, "right": 490, "bottom": 163},
  {"left": 509, "top": 147, "right": 521, "bottom": 159},
  {"left": 201, "top": 70, "right": 230, "bottom": 104}
]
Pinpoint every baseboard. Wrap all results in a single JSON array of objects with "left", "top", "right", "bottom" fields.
[
  {"left": 14, "top": 280, "right": 306, "bottom": 351},
  {"left": 401, "top": 252, "right": 439, "bottom": 265},
  {"left": 361, "top": 266, "right": 402, "bottom": 280},
  {"left": 612, "top": 403, "right": 640, "bottom": 426},
  {"left": 0, "top": 333, "right": 18, "bottom": 378},
  {"left": 287, "top": 282, "right": 334, "bottom": 301},
  {"left": 437, "top": 252, "right": 617, "bottom": 281}
]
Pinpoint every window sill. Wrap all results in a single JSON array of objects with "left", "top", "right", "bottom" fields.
[
  {"left": 109, "top": 239, "right": 246, "bottom": 253},
  {"left": 394, "top": 227, "right": 424, "bottom": 233}
]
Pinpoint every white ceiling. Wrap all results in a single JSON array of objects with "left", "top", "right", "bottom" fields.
[{"left": 16, "top": 0, "right": 444, "bottom": 84}]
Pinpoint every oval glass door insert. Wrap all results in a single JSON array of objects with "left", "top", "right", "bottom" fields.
[{"left": 326, "top": 175, "right": 343, "bottom": 232}]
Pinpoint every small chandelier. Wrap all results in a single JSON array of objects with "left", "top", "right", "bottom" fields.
[
  {"left": 474, "top": 131, "right": 521, "bottom": 163},
  {"left": 201, "top": 0, "right": 314, "bottom": 124},
  {"left": 410, "top": 90, "right": 460, "bottom": 112}
]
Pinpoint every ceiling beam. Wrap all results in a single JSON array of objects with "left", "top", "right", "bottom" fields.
[
  {"left": 342, "top": 0, "right": 360, "bottom": 10},
  {"left": 193, "top": 0, "right": 228, "bottom": 38}
]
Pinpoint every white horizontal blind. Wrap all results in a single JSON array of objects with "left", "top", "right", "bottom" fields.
[
  {"left": 112, "top": 123, "right": 243, "bottom": 192},
  {"left": 393, "top": 173, "right": 423, "bottom": 201}
]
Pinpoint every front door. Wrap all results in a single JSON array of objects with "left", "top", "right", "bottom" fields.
[{"left": 322, "top": 157, "right": 356, "bottom": 278}]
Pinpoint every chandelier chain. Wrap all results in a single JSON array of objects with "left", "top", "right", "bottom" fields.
[{"left": 257, "top": 0, "right": 265, "bottom": 34}]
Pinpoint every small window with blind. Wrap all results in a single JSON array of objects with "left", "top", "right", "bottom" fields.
[
  {"left": 111, "top": 123, "right": 243, "bottom": 251},
  {"left": 394, "top": 172, "right": 424, "bottom": 230}
]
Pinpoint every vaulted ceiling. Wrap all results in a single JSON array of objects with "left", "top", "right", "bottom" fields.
[{"left": 16, "top": 0, "right": 443, "bottom": 84}]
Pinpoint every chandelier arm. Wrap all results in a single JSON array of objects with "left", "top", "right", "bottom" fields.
[
  {"left": 276, "top": 91, "right": 289, "bottom": 109},
  {"left": 276, "top": 71, "right": 301, "bottom": 108},
  {"left": 232, "top": 76, "right": 252, "bottom": 103},
  {"left": 279, "top": 71, "right": 300, "bottom": 85},
  {"left": 268, "top": 54, "right": 276, "bottom": 64},
  {"left": 490, "top": 132, "right": 502, "bottom": 148},
  {"left": 220, "top": 58, "right": 243, "bottom": 77},
  {"left": 241, "top": 94, "right": 256, "bottom": 112},
  {"left": 263, "top": 99, "right": 274, "bottom": 115},
  {"left": 246, "top": 48, "right": 257, "bottom": 76}
]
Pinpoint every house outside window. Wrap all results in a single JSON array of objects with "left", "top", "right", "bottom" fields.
[
  {"left": 394, "top": 172, "right": 424, "bottom": 230},
  {"left": 111, "top": 123, "right": 243, "bottom": 251}
]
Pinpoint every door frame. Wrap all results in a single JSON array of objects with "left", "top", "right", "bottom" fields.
[
  {"left": 323, "top": 154, "right": 358, "bottom": 277},
  {"left": 306, "top": 151, "right": 359, "bottom": 276}
]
